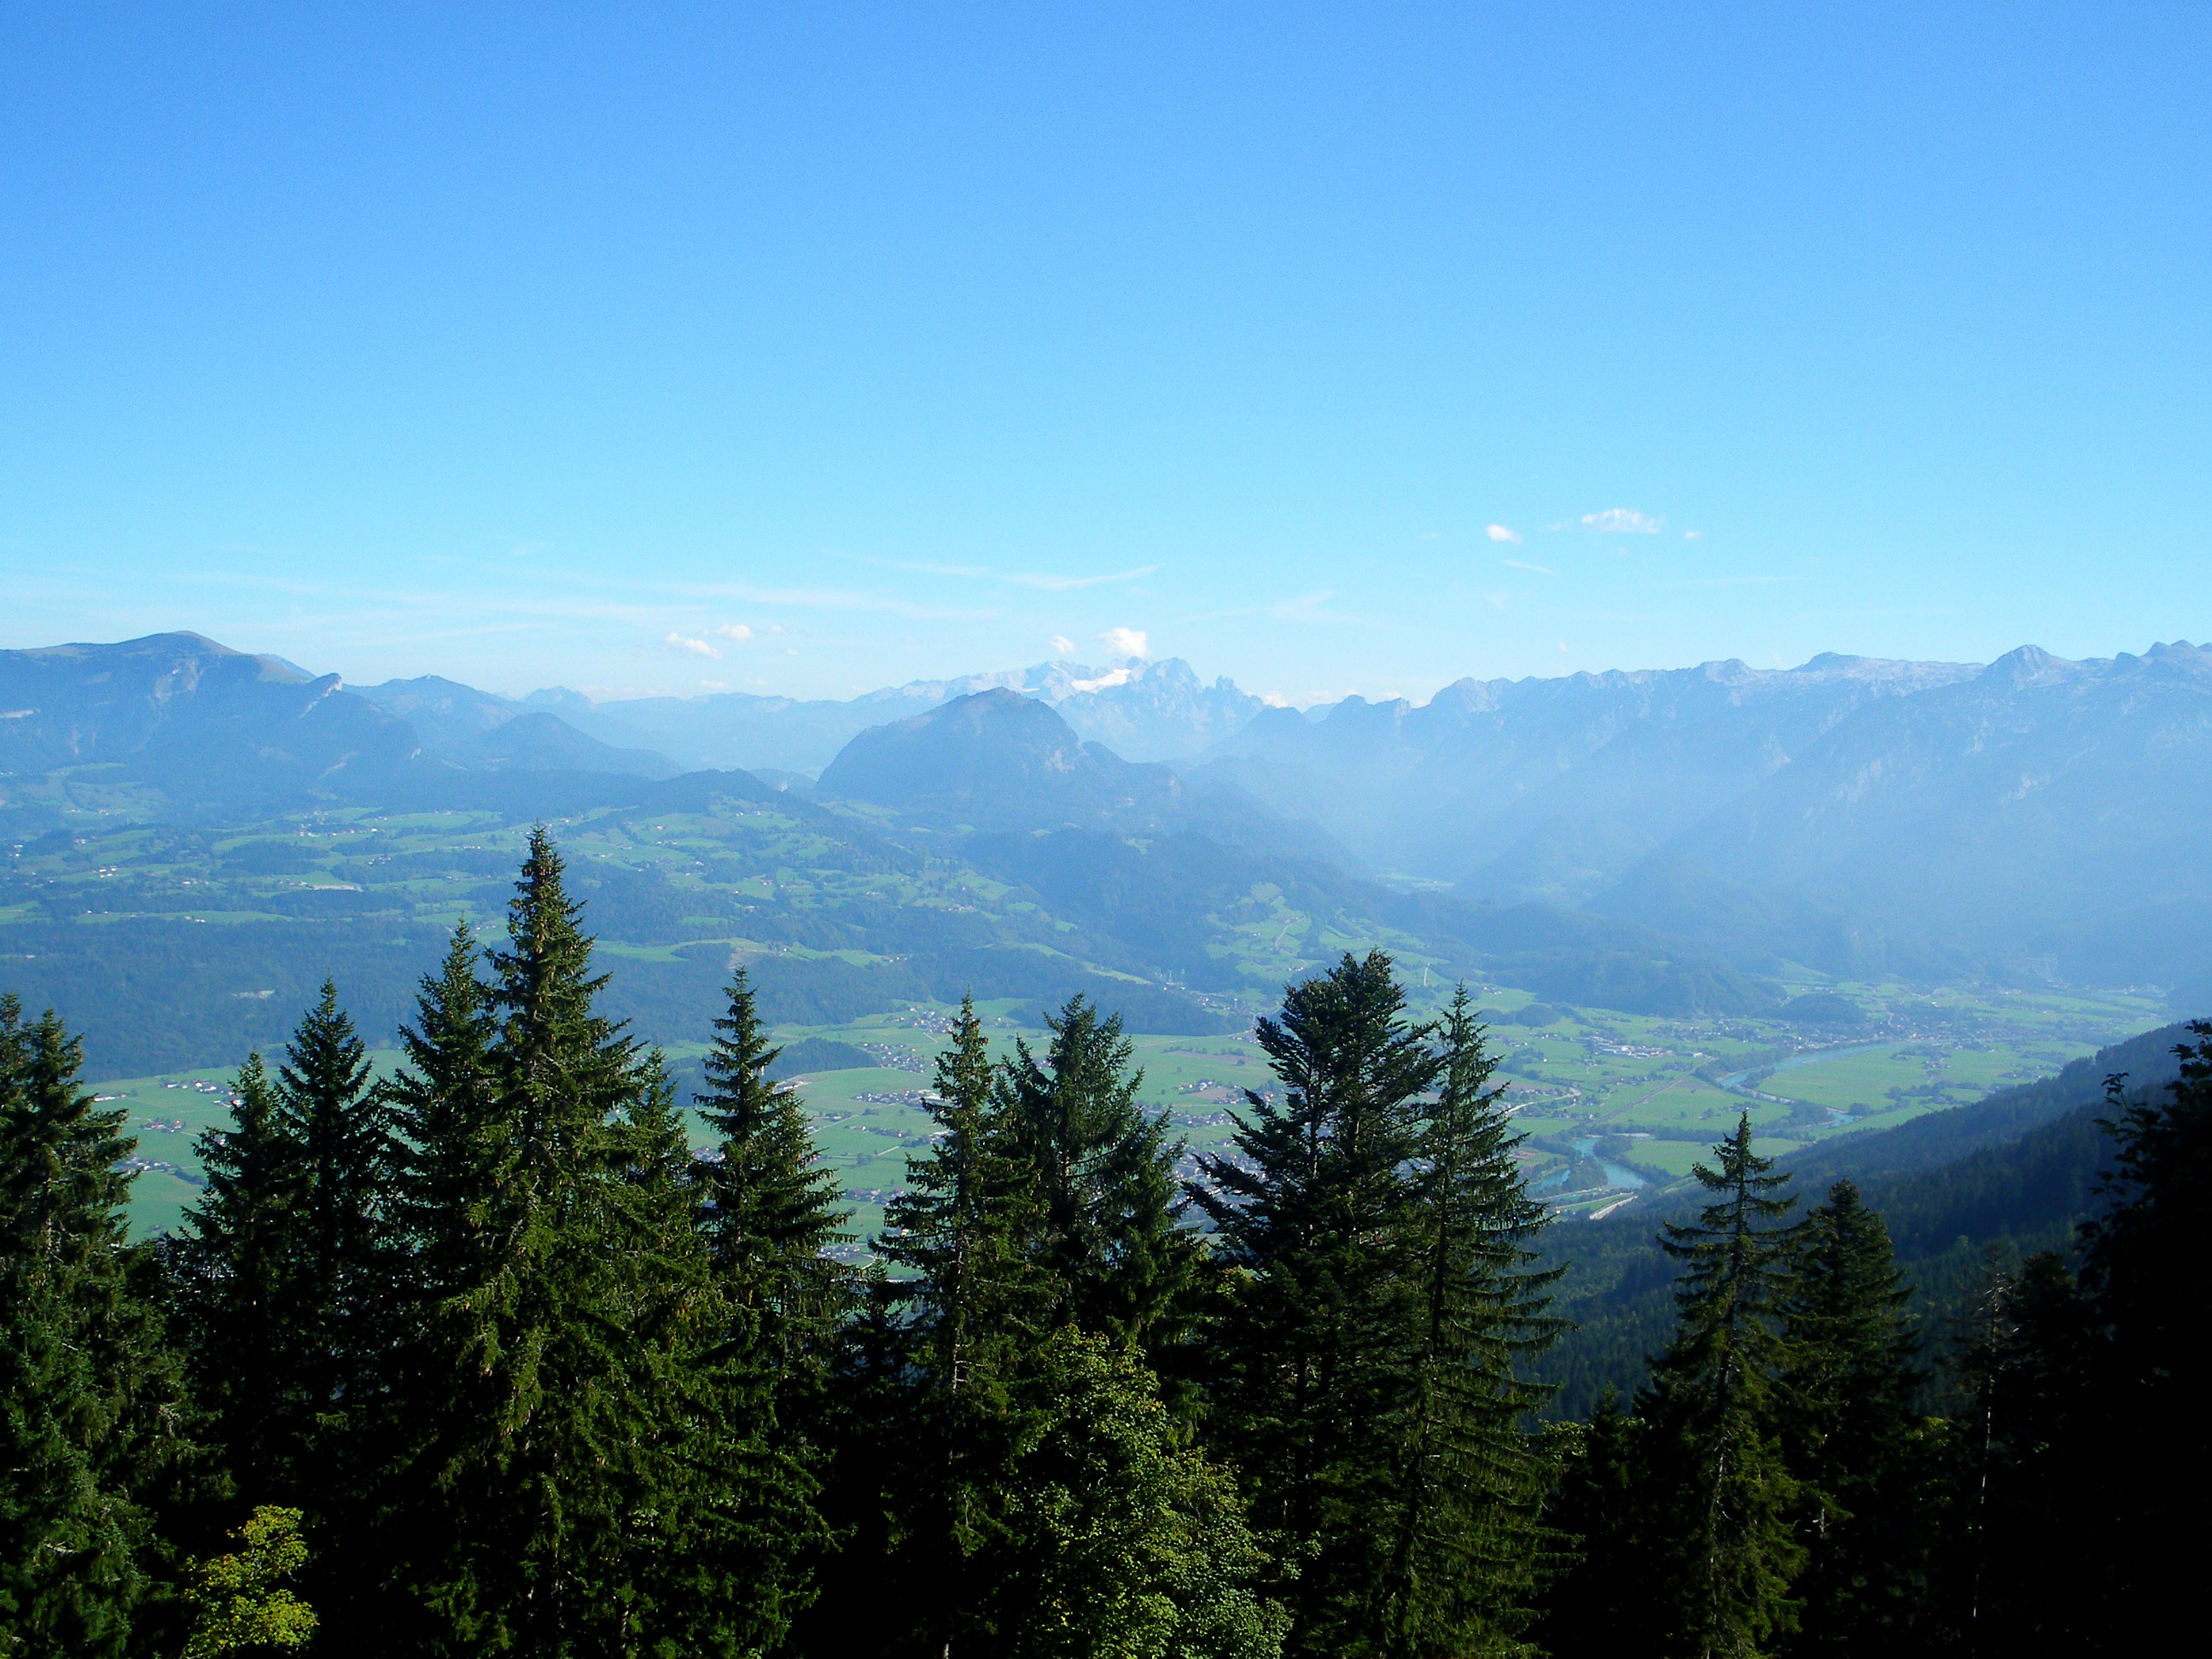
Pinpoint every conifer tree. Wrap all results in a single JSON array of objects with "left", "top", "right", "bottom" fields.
[
  {"left": 614, "top": 1051, "right": 824, "bottom": 1657},
  {"left": 1774, "top": 1180, "right": 1925, "bottom": 1655},
  {"left": 382, "top": 923, "right": 499, "bottom": 1336},
  {"left": 269, "top": 981, "right": 390, "bottom": 1494},
  {"left": 178, "top": 983, "right": 391, "bottom": 1523},
  {"left": 1936, "top": 1249, "right": 2095, "bottom": 1652},
  {"left": 998, "top": 993, "right": 1197, "bottom": 1365},
  {"left": 696, "top": 968, "right": 853, "bottom": 1414},
  {"left": 376, "top": 923, "right": 504, "bottom": 1656},
  {"left": 877, "top": 993, "right": 1046, "bottom": 1657},
  {"left": 383, "top": 829, "right": 746, "bottom": 1656},
  {"left": 1535, "top": 1394, "right": 1657, "bottom": 1659},
  {"left": 1638, "top": 1115, "right": 1803, "bottom": 1659},
  {"left": 1371, "top": 987, "right": 1561, "bottom": 1658},
  {"left": 1192, "top": 950, "right": 1435, "bottom": 1657},
  {"left": 176, "top": 1054, "right": 298, "bottom": 1505},
  {"left": 0, "top": 997, "right": 190, "bottom": 1657},
  {"left": 2070, "top": 1024, "right": 2211, "bottom": 1647}
]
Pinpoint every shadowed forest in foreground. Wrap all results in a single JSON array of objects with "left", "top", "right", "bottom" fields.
[{"left": 4, "top": 832, "right": 2203, "bottom": 1657}]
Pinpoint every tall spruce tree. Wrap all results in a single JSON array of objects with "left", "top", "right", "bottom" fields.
[
  {"left": 998, "top": 993, "right": 1198, "bottom": 1365},
  {"left": 1638, "top": 1115, "right": 1803, "bottom": 1659},
  {"left": 383, "top": 923, "right": 500, "bottom": 1345},
  {"left": 1371, "top": 987, "right": 1561, "bottom": 1659},
  {"left": 0, "top": 997, "right": 190, "bottom": 1657},
  {"left": 877, "top": 994, "right": 1046, "bottom": 1657},
  {"left": 1192, "top": 950, "right": 1435, "bottom": 1657},
  {"left": 695, "top": 968, "right": 853, "bottom": 1417},
  {"left": 612, "top": 1051, "right": 823, "bottom": 1657},
  {"left": 178, "top": 983, "right": 390, "bottom": 1522},
  {"left": 378, "top": 923, "right": 504, "bottom": 1657},
  {"left": 270, "top": 982, "right": 390, "bottom": 1498},
  {"left": 1774, "top": 1180, "right": 1926, "bottom": 1656},
  {"left": 176, "top": 1054, "right": 299, "bottom": 1506},
  {"left": 382, "top": 829, "right": 736, "bottom": 1656}
]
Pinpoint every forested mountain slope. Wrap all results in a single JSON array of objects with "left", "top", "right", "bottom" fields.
[{"left": 1542, "top": 1020, "right": 2199, "bottom": 1417}]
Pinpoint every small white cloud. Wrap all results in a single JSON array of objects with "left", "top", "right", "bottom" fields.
[
  {"left": 1419, "top": 531, "right": 1441, "bottom": 541},
  {"left": 1576, "top": 508, "right": 1662, "bottom": 534},
  {"left": 1486, "top": 591, "right": 1511, "bottom": 611},
  {"left": 713, "top": 623, "right": 754, "bottom": 643},
  {"left": 1684, "top": 529, "right": 1703, "bottom": 540},
  {"left": 1501, "top": 558, "right": 1557, "bottom": 575},
  {"left": 699, "top": 679, "right": 731, "bottom": 691},
  {"left": 1557, "top": 639, "right": 1570, "bottom": 653},
  {"left": 664, "top": 632, "right": 721, "bottom": 659},
  {"left": 1260, "top": 692, "right": 1292, "bottom": 707},
  {"left": 1048, "top": 635, "right": 1075, "bottom": 656},
  {"left": 1486, "top": 524, "right": 1522, "bottom": 544},
  {"left": 1100, "top": 626, "right": 1150, "bottom": 659}
]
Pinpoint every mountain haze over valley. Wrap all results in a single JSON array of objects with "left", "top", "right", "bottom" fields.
[{"left": 8, "top": 630, "right": 2205, "bottom": 1012}]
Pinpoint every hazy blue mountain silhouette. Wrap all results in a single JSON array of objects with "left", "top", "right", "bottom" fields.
[
  {"left": 1193, "top": 653, "right": 1979, "bottom": 885},
  {"left": 0, "top": 632, "right": 417, "bottom": 805},
  {"left": 817, "top": 687, "right": 1188, "bottom": 830},
  {"left": 353, "top": 678, "right": 680, "bottom": 778},
  {"left": 536, "top": 655, "right": 1267, "bottom": 772},
  {"left": 0, "top": 635, "right": 687, "bottom": 812},
  {"left": 1594, "top": 641, "right": 2212, "bottom": 996}
]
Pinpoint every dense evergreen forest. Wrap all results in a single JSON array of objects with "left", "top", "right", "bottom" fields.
[{"left": 3, "top": 832, "right": 2203, "bottom": 1656}]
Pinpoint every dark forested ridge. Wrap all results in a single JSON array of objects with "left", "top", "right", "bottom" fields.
[
  {"left": 1542, "top": 1021, "right": 2197, "bottom": 1419},
  {"left": 3, "top": 830, "right": 2203, "bottom": 1655}
]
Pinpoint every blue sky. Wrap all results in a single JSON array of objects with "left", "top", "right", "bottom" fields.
[{"left": 3, "top": 3, "right": 2207, "bottom": 705}]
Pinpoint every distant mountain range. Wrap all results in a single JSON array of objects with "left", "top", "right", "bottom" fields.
[
  {"left": 1190, "top": 642, "right": 2212, "bottom": 1002},
  {"left": 4, "top": 631, "right": 2206, "bottom": 1009}
]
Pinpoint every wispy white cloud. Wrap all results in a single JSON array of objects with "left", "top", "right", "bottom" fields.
[
  {"left": 1570, "top": 508, "right": 1663, "bottom": 535},
  {"left": 1100, "top": 626, "right": 1150, "bottom": 658},
  {"left": 665, "top": 632, "right": 721, "bottom": 659},
  {"left": 1486, "top": 591, "right": 1511, "bottom": 611},
  {"left": 1557, "top": 640, "right": 1570, "bottom": 653},
  {"left": 832, "top": 551, "right": 992, "bottom": 579},
  {"left": 1486, "top": 524, "right": 1522, "bottom": 544},
  {"left": 1006, "top": 564, "right": 1157, "bottom": 591},
  {"left": 713, "top": 622, "right": 754, "bottom": 643},
  {"left": 1501, "top": 558, "right": 1557, "bottom": 575},
  {"left": 1684, "top": 529, "right": 1703, "bottom": 540},
  {"left": 830, "top": 550, "right": 1156, "bottom": 591},
  {"left": 1048, "top": 634, "right": 1074, "bottom": 656},
  {"left": 679, "top": 583, "right": 994, "bottom": 621}
]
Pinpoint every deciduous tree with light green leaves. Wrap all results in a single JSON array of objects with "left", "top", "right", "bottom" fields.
[{"left": 180, "top": 1505, "right": 317, "bottom": 1657}]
